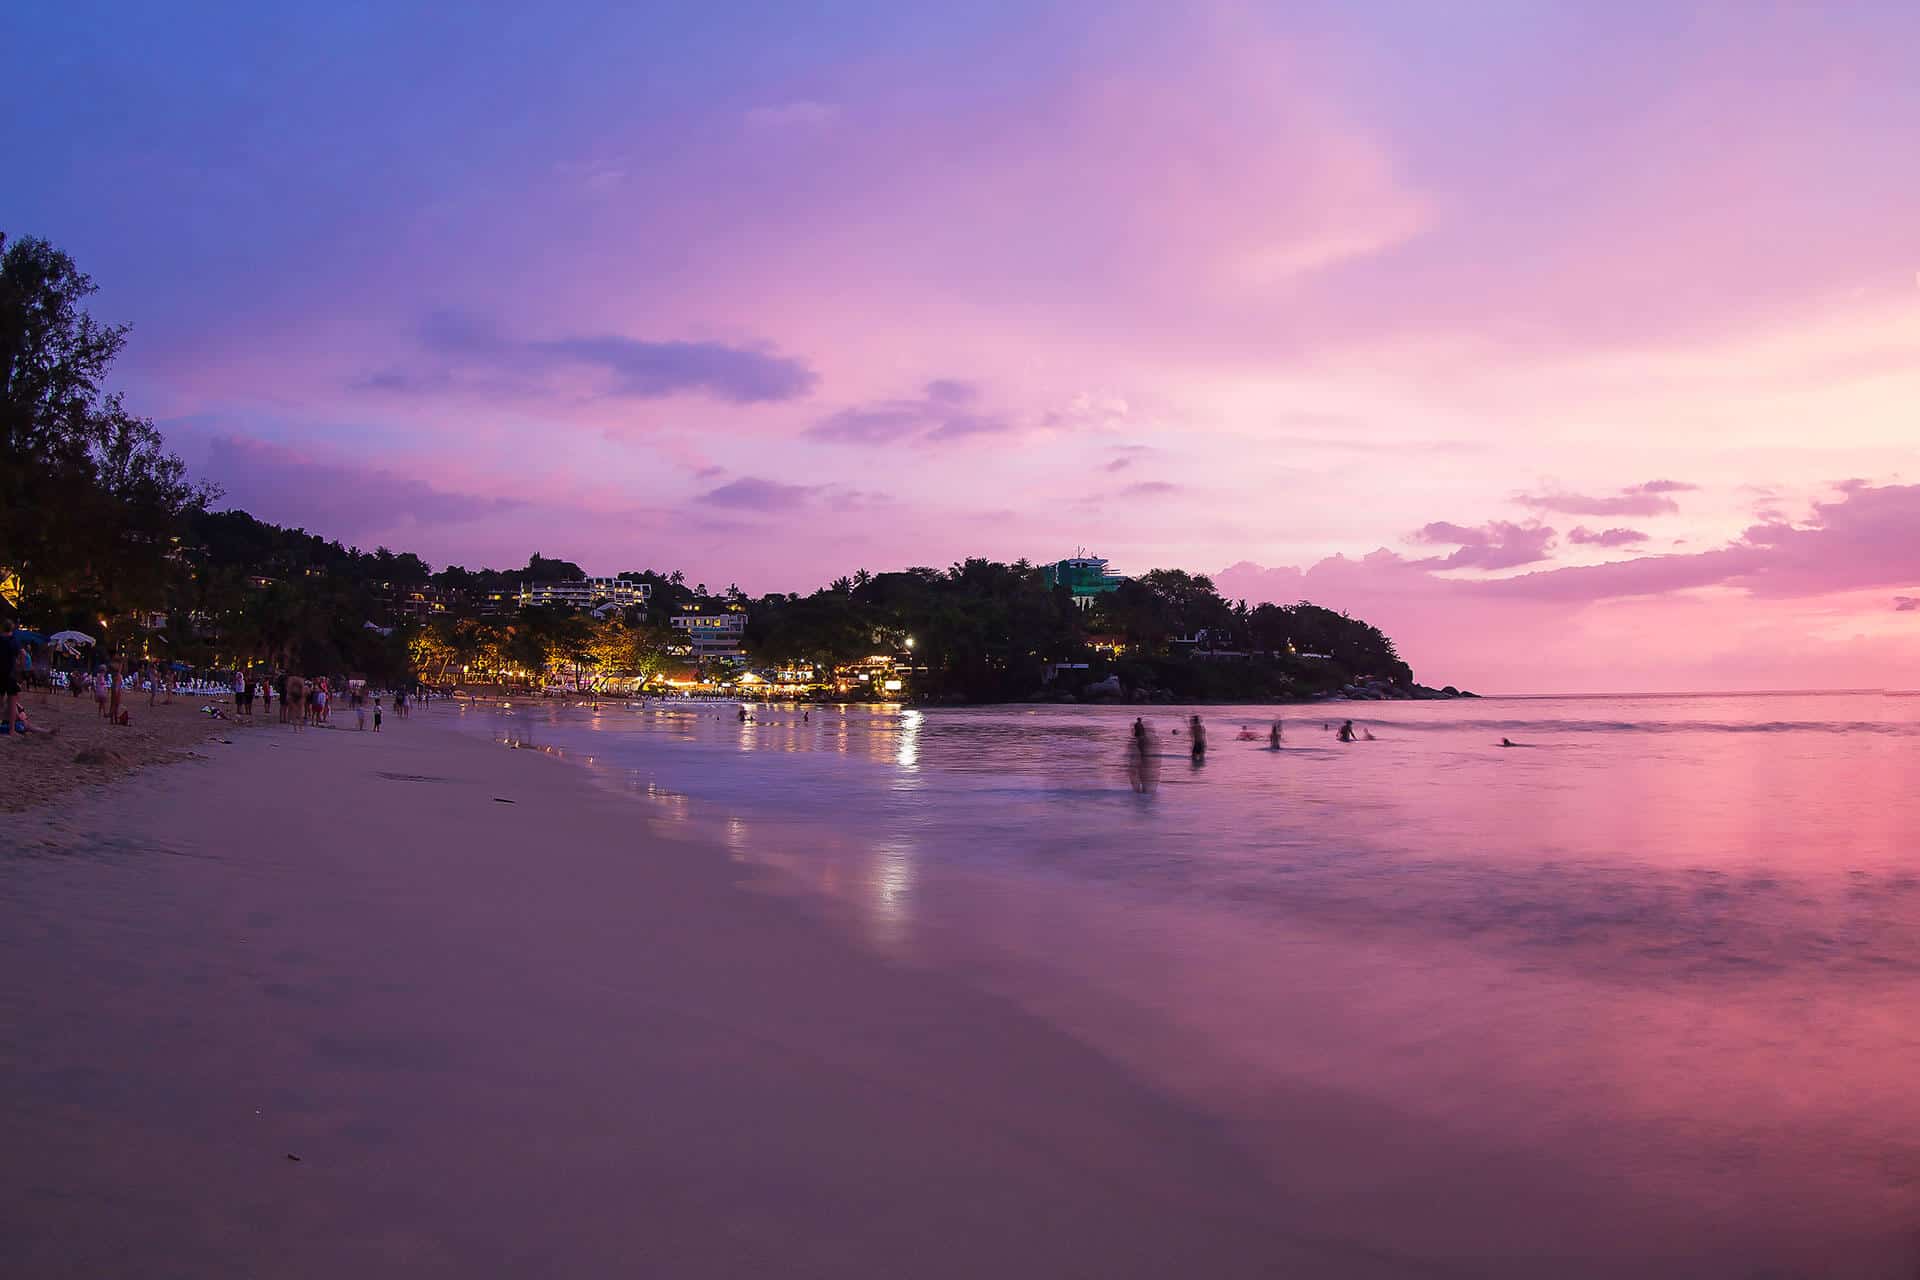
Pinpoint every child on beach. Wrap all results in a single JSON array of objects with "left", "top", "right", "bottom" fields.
[
  {"left": 356, "top": 694, "right": 367, "bottom": 731},
  {"left": 93, "top": 667, "right": 110, "bottom": 718},
  {"left": 373, "top": 698, "right": 382, "bottom": 732}
]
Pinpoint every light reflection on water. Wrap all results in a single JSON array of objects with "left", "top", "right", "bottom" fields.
[{"left": 470, "top": 692, "right": 1920, "bottom": 1275}]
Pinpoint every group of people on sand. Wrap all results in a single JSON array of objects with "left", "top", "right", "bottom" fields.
[
  {"left": 0, "top": 614, "right": 430, "bottom": 743},
  {"left": 2, "top": 619, "right": 217, "bottom": 736},
  {"left": 266, "top": 675, "right": 416, "bottom": 736}
]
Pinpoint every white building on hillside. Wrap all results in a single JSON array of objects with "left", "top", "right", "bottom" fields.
[
  {"left": 517, "top": 578, "right": 653, "bottom": 611},
  {"left": 672, "top": 606, "right": 748, "bottom": 659}
]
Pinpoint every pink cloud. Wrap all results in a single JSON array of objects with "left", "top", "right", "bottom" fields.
[
  {"left": 204, "top": 436, "right": 522, "bottom": 539},
  {"left": 1412, "top": 520, "right": 1555, "bottom": 570},
  {"left": 365, "top": 311, "right": 820, "bottom": 406},
  {"left": 1518, "top": 481, "right": 1697, "bottom": 517},
  {"left": 1567, "top": 527, "right": 1650, "bottom": 548},
  {"left": 1219, "top": 482, "right": 1920, "bottom": 691},
  {"left": 696, "top": 476, "right": 883, "bottom": 515},
  {"left": 809, "top": 380, "right": 1009, "bottom": 445}
]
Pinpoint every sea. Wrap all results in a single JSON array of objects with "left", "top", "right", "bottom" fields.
[{"left": 451, "top": 691, "right": 1920, "bottom": 1277}]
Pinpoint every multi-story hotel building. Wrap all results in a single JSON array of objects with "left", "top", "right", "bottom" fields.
[
  {"left": 517, "top": 578, "right": 653, "bottom": 611},
  {"left": 672, "top": 605, "right": 748, "bottom": 659}
]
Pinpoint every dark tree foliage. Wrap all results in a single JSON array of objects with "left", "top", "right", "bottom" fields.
[{"left": 1, "top": 234, "right": 213, "bottom": 612}]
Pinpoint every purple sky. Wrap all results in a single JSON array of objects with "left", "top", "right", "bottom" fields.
[{"left": 8, "top": 2, "right": 1919, "bottom": 690}]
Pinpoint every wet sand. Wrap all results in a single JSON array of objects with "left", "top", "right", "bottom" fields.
[{"left": 0, "top": 714, "right": 1407, "bottom": 1278}]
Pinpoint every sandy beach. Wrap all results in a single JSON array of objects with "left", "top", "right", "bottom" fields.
[
  {"left": 0, "top": 686, "right": 260, "bottom": 811},
  {"left": 0, "top": 710, "right": 1404, "bottom": 1278}
]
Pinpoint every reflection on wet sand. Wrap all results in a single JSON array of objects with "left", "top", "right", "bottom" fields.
[{"left": 454, "top": 692, "right": 1920, "bottom": 1275}]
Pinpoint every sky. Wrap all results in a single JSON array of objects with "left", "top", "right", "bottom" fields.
[{"left": 6, "top": 1, "right": 1918, "bottom": 692}]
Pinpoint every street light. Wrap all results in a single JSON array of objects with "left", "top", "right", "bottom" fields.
[{"left": 904, "top": 636, "right": 915, "bottom": 650}]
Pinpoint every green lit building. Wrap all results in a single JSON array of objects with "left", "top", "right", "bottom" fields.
[{"left": 1041, "top": 554, "right": 1127, "bottom": 608}]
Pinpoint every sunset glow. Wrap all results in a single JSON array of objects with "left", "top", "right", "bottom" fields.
[{"left": 10, "top": 2, "right": 1918, "bottom": 691}]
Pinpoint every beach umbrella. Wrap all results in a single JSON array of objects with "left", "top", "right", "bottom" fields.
[
  {"left": 168, "top": 660, "right": 191, "bottom": 671},
  {"left": 49, "top": 630, "right": 94, "bottom": 647}
]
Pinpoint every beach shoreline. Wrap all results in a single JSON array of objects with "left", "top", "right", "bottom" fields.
[
  {"left": 444, "top": 694, "right": 1920, "bottom": 1278},
  {"left": 0, "top": 709, "right": 1397, "bottom": 1278}
]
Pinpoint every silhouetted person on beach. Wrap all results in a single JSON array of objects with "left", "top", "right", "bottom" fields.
[
  {"left": 1189, "top": 715, "right": 1207, "bottom": 762},
  {"left": 1337, "top": 720, "right": 1357, "bottom": 742},
  {"left": 1127, "top": 719, "right": 1158, "bottom": 793}
]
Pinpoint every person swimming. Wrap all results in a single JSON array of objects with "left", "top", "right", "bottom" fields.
[
  {"left": 1337, "top": 720, "right": 1357, "bottom": 742},
  {"left": 1500, "top": 737, "right": 1516, "bottom": 748}
]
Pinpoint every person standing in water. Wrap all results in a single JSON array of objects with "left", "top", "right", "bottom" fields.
[
  {"left": 1269, "top": 720, "right": 1283, "bottom": 749},
  {"left": 1127, "top": 718, "right": 1158, "bottom": 793},
  {"left": 1189, "top": 715, "right": 1207, "bottom": 762}
]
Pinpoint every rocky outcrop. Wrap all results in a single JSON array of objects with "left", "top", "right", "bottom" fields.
[{"left": 1331, "top": 678, "right": 1477, "bottom": 701}]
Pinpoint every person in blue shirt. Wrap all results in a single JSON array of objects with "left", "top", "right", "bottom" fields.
[{"left": 1, "top": 617, "right": 45, "bottom": 735}]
